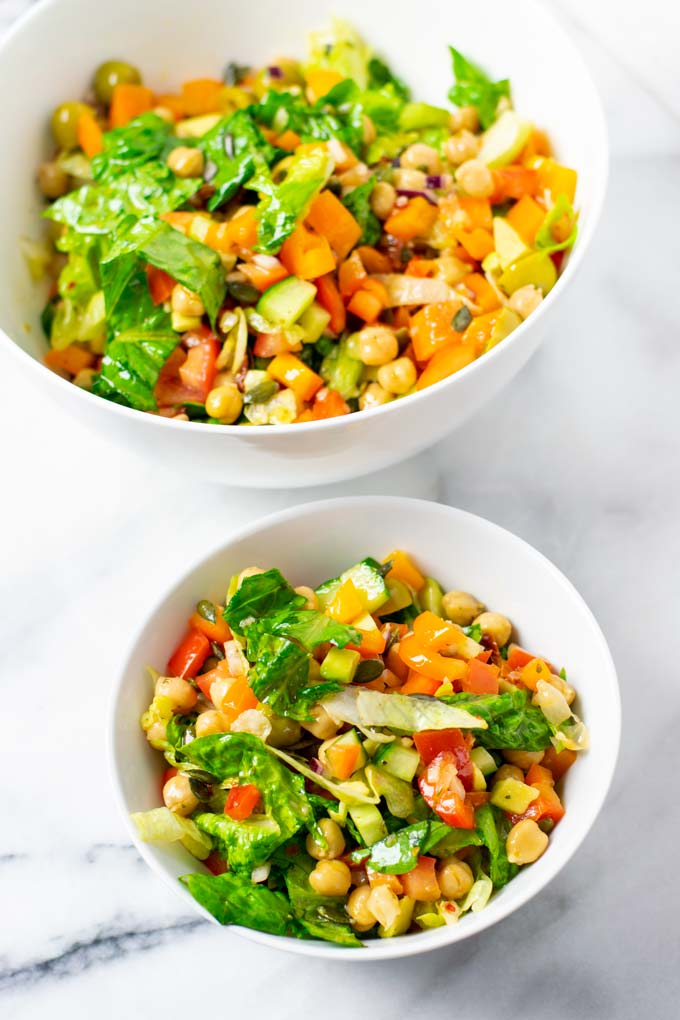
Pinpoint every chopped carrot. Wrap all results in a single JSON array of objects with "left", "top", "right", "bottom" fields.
[
  {"left": 463, "top": 272, "right": 501, "bottom": 312},
  {"left": 312, "top": 386, "right": 351, "bottom": 419},
  {"left": 305, "top": 68, "right": 344, "bottom": 102},
  {"left": 44, "top": 346, "right": 95, "bottom": 376},
  {"left": 110, "top": 83, "right": 155, "bottom": 128},
  {"left": 416, "top": 342, "right": 476, "bottom": 389},
  {"left": 314, "top": 273, "right": 346, "bottom": 333},
  {"left": 179, "top": 79, "right": 224, "bottom": 116},
  {"left": 76, "top": 109, "right": 103, "bottom": 158},
  {"left": 410, "top": 301, "right": 462, "bottom": 362},
  {"left": 453, "top": 226, "right": 495, "bottom": 261},
  {"left": 506, "top": 195, "right": 546, "bottom": 244},
  {"left": 384, "top": 196, "right": 438, "bottom": 242},
  {"left": 280, "top": 222, "right": 336, "bottom": 280},
  {"left": 306, "top": 190, "right": 362, "bottom": 261},
  {"left": 347, "top": 288, "right": 383, "bottom": 323},
  {"left": 267, "top": 352, "right": 323, "bottom": 403},
  {"left": 356, "top": 246, "right": 392, "bottom": 273},
  {"left": 239, "top": 256, "right": 289, "bottom": 292},
  {"left": 276, "top": 129, "right": 302, "bottom": 151},
  {"left": 338, "top": 249, "right": 367, "bottom": 298}
]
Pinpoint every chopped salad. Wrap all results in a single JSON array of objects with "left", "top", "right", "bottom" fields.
[
  {"left": 134, "top": 550, "right": 588, "bottom": 945},
  {"left": 31, "top": 21, "right": 578, "bottom": 426}
]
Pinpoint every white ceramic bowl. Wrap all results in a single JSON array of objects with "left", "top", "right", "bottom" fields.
[
  {"left": 110, "top": 496, "right": 620, "bottom": 959},
  {"left": 0, "top": 0, "right": 606, "bottom": 488}
]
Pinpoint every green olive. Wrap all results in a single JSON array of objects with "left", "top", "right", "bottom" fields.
[
  {"left": 94, "top": 60, "right": 142, "bottom": 105},
  {"left": 51, "top": 102, "right": 91, "bottom": 150}
]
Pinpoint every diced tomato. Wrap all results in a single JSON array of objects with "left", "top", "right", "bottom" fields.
[
  {"left": 239, "top": 256, "right": 288, "bottom": 292},
  {"left": 506, "top": 644, "right": 544, "bottom": 671},
  {"left": 541, "top": 746, "right": 577, "bottom": 781},
  {"left": 154, "top": 348, "right": 205, "bottom": 406},
  {"left": 224, "top": 783, "right": 261, "bottom": 820},
  {"left": 312, "top": 386, "right": 351, "bottom": 420},
  {"left": 195, "top": 658, "right": 231, "bottom": 701},
  {"left": 513, "top": 782, "right": 565, "bottom": 825},
  {"left": 525, "top": 763, "right": 555, "bottom": 787},
  {"left": 461, "top": 657, "right": 499, "bottom": 695},
  {"left": 146, "top": 265, "right": 175, "bottom": 305},
  {"left": 188, "top": 608, "right": 231, "bottom": 644},
  {"left": 204, "top": 851, "right": 228, "bottom": 875},
  {"left": 167, "top": 629, "right": 211, "bottom": 678},
  {"left": 161, "top": 766, "right": 178, "bottom": 792},
  {"left": 401, "top": 856, "right": 441, "bottom": 901},
  {"left": 400, "top": 672, "right": 441, "bottom": 696},
  {"left": 253, "top": 333, "right": 295, "bottom": 358},
  {"left": 418, "top": 751, "right": 475, "bottom": 828},
  {"left": 178, "top": 337, "right": 220, "bottom": 400},
  {"left": 414, "top": 729, "right": 474, "bottom": 791}
]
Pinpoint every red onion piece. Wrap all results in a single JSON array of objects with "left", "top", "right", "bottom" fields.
[
  {"left": 267, "top": 65, "right": 284, "bottom": 80},
  {"left": 396, "top": 188, "right": 439, "bottom": 206},
  {"left": 310, "top": 757, "right": 324, "bottom": 775},
  {"left": 426, "top": 174, "right": 443, "bottom": 189}
]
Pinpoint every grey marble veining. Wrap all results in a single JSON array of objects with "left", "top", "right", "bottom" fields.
[{"left": 1, "top": 0, "right": 680, "bottom": 1017}]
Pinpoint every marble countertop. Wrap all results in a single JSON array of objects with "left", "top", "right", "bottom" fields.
[{"left": 2, "top": 0, "right": 679, "bottom": 1016}]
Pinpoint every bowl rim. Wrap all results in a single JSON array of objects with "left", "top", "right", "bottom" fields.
[
  {"left": 108, "top": 495, "right": 621, "bottom": 960},
  {"left": 0, "top": 0, "right": 608, "bottom": 440}
]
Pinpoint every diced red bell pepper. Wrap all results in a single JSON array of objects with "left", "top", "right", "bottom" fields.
[
  {"left": 414, "top": 729, "right": 474, "bottom": 791},
  {"left": 178, "top": 337, "right": 220, "bottom": 401},
  {"left": 541, "top": 746, "right": 577, "bottom": 781},
  {"left": 167, "top": 629, "right": 211, "bottom": 678},
  {"left": 312, "top": 387, "right": 350, "bottom": 420},
  {"left": 188, "top": 608, "right": 231, "bottom": 644},
  {"left": 195, "top": 658, "right": 231, "bottom": 701},
  {"left": 154, "top": 348, "right": 205, "bottom": 406},
  {"left": 400, "top": 856, "right": 441, "bottom": 901},
  {"left": 225, "top": 783, "right": 261, "bottom": 820},
  {"left": 161, "top": 766, "right": 178, "bottom": 793},
  {"left": 205, "top": 851, "right": 228, "bottom": 875},
  {"left": 253, "top": 333, "right": 295, "bottom": 358},
  {"left": 461, "top": 657, "right": 499, "bottom": 695},
  {"left": 146, "top": 266, "right": 176, "bottom": 305},
  {"left": 512, "top": 782, "right": 565, "bottom": 825},
  {"left": 418, "top": 751, "right": 475, "bottom": 828}
]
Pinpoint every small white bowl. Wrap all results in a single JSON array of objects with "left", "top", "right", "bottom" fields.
[
  {"left": 0, "top": 0, "right": 607, "bottom": 488},
  {"left": 110, "top": 496, "right": 620, "bottom": 959}
]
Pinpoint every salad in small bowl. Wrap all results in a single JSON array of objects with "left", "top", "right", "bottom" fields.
[{"left": 112, "top": 497, "right": 618, "bottom": 957}]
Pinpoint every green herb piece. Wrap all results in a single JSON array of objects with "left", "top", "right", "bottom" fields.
[{"left": 448, "top": 46, "right": 510, "bottom": 130}]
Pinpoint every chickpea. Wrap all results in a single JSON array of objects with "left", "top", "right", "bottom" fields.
[
  {"left": 504, "top": 749, "right": 545, "bottom": 770},
  {"left": 205, "top": 383, "right": 243, "bottom": 424},
  {"left": 38, "top": 161, "right": 70, "bottom": 199},
  {"left": 509, "top": 284, "right": 543, "bottom": 320},
  {"left": 377, "top": 357, "right": 417, "bottom": 395},
  {"left": 358, "top": 326, "right": 399, "bottom": 366},
  {"left": 210, "top": 677, "right": 236, "bottom": 712},
  {"left": 338, "top": 163, "right": 371, "bottom": 189},
  {"left": 171, "top": 284, "right": 205, "bottom": 318},
  {"left": 146, "top": 720, "right": 167, "bottom": 746},
  {"left": 167, "top": 146, "right": 205, "bottom": 178},
  {"left": 359, "top": 383, "right": 393, "bottom": 411},
  {"left": 393, "top": 167, "right": 428, "bottom": 192},
  {"left": 455, "top": 159, "right": 495, "bottom": 198},
  {"left": 444, "top": 130, "right": 480, "bottom": 166},
  {"left": 301, "top": 704, "right": 339, "bottom": 740},
  {"left": 474, "top": 611, "right": 512, "bottom": 648},
  {"left": 370, "top": 181, "right": 396, "bottom": 220},
  {"left": 362, "top": 115, "right": 377, "bottom": 145},
  {"left": 347, "top": 885, "right": 376, "bottom": 931},
  {"left": 493, "top": 764, "right": 525, "bottom": 785},
  {"left": 155, "top": 674, "right": 198, "bottom": 713},
  {"left": 442, "top": 590, "right": 485, "bottom": 626},
  {"left": 195, "top": 709, "right": 228, "bottom": 738},
  {"left": 449, "top": 106, "right": 479, "bottom": 133},
  {"left": 309, "top": 859, "right": 352, "bottom": 897},
  {"left": 306, "top": 818, "right": 345, "bottom": 861},
  {"left": 401, "top": 143, "right": 442, "bottom": 175},
  {"left": 163, "top": 774, "right": 199, "bottom": 816},
  {"left": 506, "top": 818, "right": 549, "bottom": 865},
  {"left": 294, "top": 585, "right": 319, "bottom": 610},
  {"left": 437, "top": 857, "right": 474, "bottom": 900}
]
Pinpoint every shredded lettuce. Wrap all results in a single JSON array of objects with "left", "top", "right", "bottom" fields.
[
  {"left": 323, "top": 687, "right": 487, "bottom": 732},
  {"left": 92, "top": 113, "right": 173, "bottom": 181},
  {"left": 307, "top": 18, "right": 372, "bottom": 90},
  {"left": 93, "top": 330, "right": 179, "bottom": 410},
  {"left": 535, "top": 194, "right": 578, "bottom": 254},
  {"left": 441, "top": 688, "right": 554, "bottom": 750},
  {"left": 448, "top": 46, "right": 510, "bottom": 130},
  {"left": 341, "top": 177, "right": 381, "bottom": 247},
  {"left": 181, "top": 870, "right": 298, "bottom": 935},
  {"left": 200, "top": 109, "right": 281, "bottom": 211},
  {"left": 249, "top": 143, "right": 333, "bottom": 253}
]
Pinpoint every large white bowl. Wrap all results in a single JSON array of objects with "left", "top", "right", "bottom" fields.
[
  {"left": 110, "top": 496, "right": 620, "bottom": 959},
  {"left": 0, "top": 0, "right": 606, "bottom": 488}
]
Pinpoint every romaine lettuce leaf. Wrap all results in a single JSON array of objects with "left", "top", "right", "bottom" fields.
[
  {"left": 448, "top": 46, "right": 510, "bottom": 130},
  {"left": 249, "top": 143, "right": 333, "bottom": 253},
  {"left": 474, "top": 802, "right": 518, "bottom": 887},
  {"left": 93, "top": 329, "right": 179, "bottom": 410},
  {"left": 247, "top": 608, "right": 360, "bottom": 651},
  {"left": 92, "top": 113, "right": 173, "bottom": 181},
  {"left": 307, "top": 18, "right": 372, "bottom": 90},
  {"left": 341, "top": 177, "right": 381, "bottom": 246},
  {"left": 255, "top": 86, "right": 362, "bottom": 153},
  {"left": 322, "top": 688, "right": 487, "bottom": 732},
  {"left": 181, "top": 871, "right": 298, "bottom": 935},
  {"left": 101, "top": 256, "right": 171, "bottom": 337},
  {"left": 224, "top": 568, "right": 305, "bottom": 632},
  {"left": 283, "top": 854, "right": 362, "bottom": 946},
  {"left": 350, "top": 819, "right": 452, "bottom": 874},
  {"left": 194, "top": 812, "right": 283, "bottom": 872},
  {"left": 367, "top": 56, "right": 410, "bottom": 102},
  {"left": 441, "top": 689, "right": 553, "bottom": 750},
  {"left": 247, "top": 632, "right": 340, "bottom": 722},
  {"left": 200, "top": 109, "right": 281, "bottom": 211}
]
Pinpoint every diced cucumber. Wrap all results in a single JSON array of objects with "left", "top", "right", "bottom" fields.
[
  {"left": 470, "top": 747, "right": 497, "bottom": 776},
  {"left": 320, "top": 338, "right": 363, "bottom": 399},
  {"left": 399, "top": 102, "right": 450, "bottom": 131},
  {"left": 420, "top": 577, "right": 444, "bottom": 616},
  {"left": 478, "top": 110, "right": 532, "bottom": 168},
  {"left": 341, "top": 558, "right": 389, "bottom": 613},
  {"left": 299, "top": 300, "right": 331, "bottom": 343},
  {"left": 320, "top": 647, "right": 361, "bottom": 684},
  {"left": 315, "top": 576, "right": 342, "bottom": 610},
  {"left": 256, "top": 276, "right": 317, "bottom": 327},
  {"left": 378, "top": 896, "right": 415, "bottom": 938},
  {"left": 365, "top": 764, "right": 415, "bottom": 819},
  {"left": 499, "top": 251, "right": 557, "bottom": 296},
  {"left": 489, "top": 777, "right": 540, "bottom": 814},
  {"left": 485, "top": 308, "right": 522, "bottom": 353},
  {"left": 374, "top": 740, "right": 421, "bottom": 782},
  {"left": 349, "top": 803, "right": 388, "bottom": 845},
  {"left": 375, "top": 577, "right": 413, "bottom": 617}
]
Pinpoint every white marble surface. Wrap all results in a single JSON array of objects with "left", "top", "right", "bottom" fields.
[{"left": 1, "top": 0, "right": 679, "bottom": 1016}]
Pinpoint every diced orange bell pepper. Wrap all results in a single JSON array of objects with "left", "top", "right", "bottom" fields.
[
  {"left": 224, "top": 784, "right": 261, "bottom": 821},
  {"left": 506, "top": 195, "right": 546, "bottom": 245},
  {"left": 306, "top": 190, "right": 362, "bottom": 261},
  {"left": 312, "top": 386, "right": 351, "bottom": 420},
  {"left": 384, "top": 196, "right": 438, "bottom": 242},
  {"left": 416, "top": 342, "right": 476, "bottom": 389},
  {"left": 326, "top": 137, "right": 359, "bottom": 173},
  {"left": 219, "top": 675, "right": 259, "bottom": 726},
  {"left": 110, "top": 83, "right": 155, "bottom": 128},
  {"left": 327, "top": 579, "right": 364, "bottom": 623},
  {"left": 239, "top": 256, "right": 289, "bottom": 292},
  {"left": 454, "top": 226, "right": 495, "bottom": 261},
  {"left": 458, "top": 195, "right": 493, "bottom": 231},
  {"left": 267, "top": 352, "right": 323, "bottom": 403},
  {"left": 400, "top": 672, "right": 442, "bottom": 696},
  {"left": 338, "top": 250, "right": 367, "bottom": 298},
  {"left": 385, "top": 643, "right": 409, "bottom": 682},
  {"left": 541, "top": 746, "right": 577, "bottom": 781},
  {"left": 405, "top": 257, "right": 436, "bottom": 278},
  {"left": 519, "top": 658, "right": 552, "bottom": 691},
  {"left": 461, "top": 657, "right": 499, "bottom": 694},
  {"left": 146, "top": 266, "right": 176, "bottom": 305},
  {"left": 507, "top": 644, "right": 542, "bottom": 671},
  {"left": 314, "top": 273, "right": 346, "bottom": 334},
  {"left": 76, "top": 109, "right": 103, "bottom": 158},
  {"left": 305, "top": 68, "right": 344, "bottom": 102},
  {"left": 536, "top": 159, "right": 577, "bottom": 204},
  {"left": 347, "top": 287, "right": 382, "bottom": 323},
  {"left": 463, "top": 273, "right": 501, "bottom": 313},
  {"left": 155, "top": 94, "right": 185, "bottom": 120},
  {"left": 195, "top": 658, "right": 231, "bottom": 700},
  {"left": 356, "top": 246, "right": 392, "bottom": 273},
  {"left": 491, "top": 166, "right": 537, "bottom": 202},
  {"left": 410, "top": 301, "right": 463, "bottom": 362},
  {"left": 515, "top": 782, "right": 565, "bottom": 825},
  {"left": 276, "top": 129, "right": 302, "bottom": 151},
  {"left": 525, "top": 763, "right": 555, "bottom": 787},
  {"left": 180, "top": 79, "right": 224, "bottom": 116},
  {"left": 521, "top": 128, "right": 552, "bottom": 163},
  {"left": 325, "top": 741, "right": 361, "bottom": 780},
  {"left": 188, "top": 607, "right": 231, "bottom": 644},
  {"left": 367, "top": 869, "right": 404, "bottom": 894},
  {"left": 161, "top": 211, "right": 195, "bottom": 233},
  {"left": 384, "top": 550, "right": 425, "bottom": 592},
  {"left": 460, "top": 310, "right": 501, "bottom": 354},
  {"left": 44, "top": 345, "right": 95, "bottom": 377},
  {"left": 280, "top": 222, "right": 337, "bottom": 280},
  {"left": 217, "top": 206, "right": 259, "bottom": 251},
  {"left": 401, "top": 856, "right": 441, "bottom": 902},
  {"left": 399, "top": 611, "right": 469, "bottom": 683}
]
